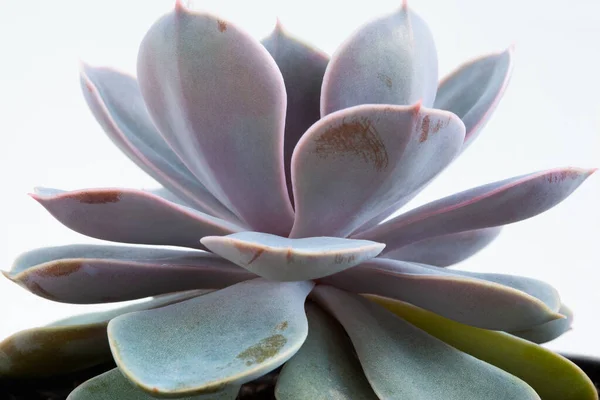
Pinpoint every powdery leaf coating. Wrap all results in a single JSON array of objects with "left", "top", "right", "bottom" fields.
[
  {"left": 202, "top": 232, "right": 384, "bottom": 281},
  {"left": 383, "top": 227, "right": 502, "bottom": 266},
  {"left": 137, "top": 6, "right": 294, "bottom": 235},
  {"left": 261, "top": 22, "right": 328, "bottom": 204},
  {"left": 321, "top": 5, "right": 438, "bottom": 115},
  {"left": 0, "top": 291, "right": 206, "bottom": 378},
  {"left": 435, "top": 47, "right": 514, "bottom": 148},
  {"left": 291, "top": 104, "right": 464, "bottom": 238},
  {"left": 367, "top": 295, "right": 597, "bottom": 400},
  {"left": 312, "top": 286, "right": 540, "bottom": 400},
  {"left": 5, "top": 245, "right": 253, "bottom": 304},
  {"left": 275, "top": 303, "right": 378, "bottom": 400},
  {"left": 31, "top": 187, "right": 243, "bottom": 250},
  {"left": 107, "top": 279, "right": 313, "bottom": 397},
  {"left": 80, "top": 65, "right": 239, "bottom": 223},
  {"left": 67, "top": 368, "right": 240, "bottom": 400},
  {"left": 319, "top": 258, "right": 561, "bottom": 331},
  {"left": 354, "top": 167, "right": 596, "bottom": 253}
]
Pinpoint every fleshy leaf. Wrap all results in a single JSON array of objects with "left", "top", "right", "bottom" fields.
[
  {"left": 434, "top": 47, "right": 513, "bottom": 148},
  {"left": 383, "top": 227, "right": 502, "bottom": 266},
  {"left": 290, "top": 104, "right": 464, "bottom": 238},
  {"left": 201, "top": 232, "right": 384, "bottom": 281},
  {"left": 137, "top": 5, "right": 294, "bottom": 235},
  {"left": 67, "top": 368, "right": 240, "bottom": 400},
  {"left": 367, "top": 295, "right": 598, "bottom": 400},
  {"left": 108, "top": 279, "right": 313, "bottom": 397},
  {"left": 261, "top": 21, "right": 328, "bottom": 204},
  {"left": 509, "top": 303, "right": 574, "bottom": 344},
  {"left": 319, "top": 258, "right": 561, "bottom": 330},
  {"left": 354, "top": 167, "right": 595, "bottom": 253},
  {"left": 275, "top": 303, "right": 378, "bottom": 400},
  {"left": 32, "top": 187, "right": 243, "bottom": 249},
  {"left": 321, "top": 4, "right": 438, "bottom": 116},
  {"left": 80, "top": 65, "right": 239, "bottom": 223},
  {"left": 312, "top": 286, "right": 540, "bottom": 400},
  {"left": 5, "top": 244, "right": 253, "bottom": 303},
  {"left": 0, "top": 291, "right": 206, "bottom": 378}
]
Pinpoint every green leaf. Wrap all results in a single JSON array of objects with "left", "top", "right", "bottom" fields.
[{"left": 366, "top": 294, "right": 598, "bottom": 400}]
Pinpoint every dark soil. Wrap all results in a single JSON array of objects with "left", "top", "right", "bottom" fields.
[{"left": 0, "top": 355, "right": 597, "bottom": 399}]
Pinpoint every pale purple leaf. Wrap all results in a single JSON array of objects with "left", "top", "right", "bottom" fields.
[
  {"left": 32, "top": 187, "right": 244, "bottom": 249},
  {"left": 354, "top": 168, "right": 595, "bottom": 253},
  {"left": 5, "top": 245, "right": 253, "bottom": 304},
  {"left": 290, "top": 104, "right": 464, "bottom": 238},
  {"left": 137, "top": 5, "right": 293, "bottom": 235},
  {"left": 321, "top": 4, "right": 438, "bottom": 116}
]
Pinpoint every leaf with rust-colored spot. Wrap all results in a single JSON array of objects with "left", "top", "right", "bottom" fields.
[
  {"left": 107, "top": 279, "right": 313, "bottom": 397},
  {"left": 291, "top": 104, "right": 464, "bottom": 238}
]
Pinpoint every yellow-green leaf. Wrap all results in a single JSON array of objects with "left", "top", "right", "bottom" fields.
[{"left": 365, "top": 294, "right": 598, "bottom": 400}]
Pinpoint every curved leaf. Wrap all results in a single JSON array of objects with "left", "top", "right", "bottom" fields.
[
  {"left": 434, "top": 47, "right": 513, "bottom": 148},
  {"left": 67, "top": 368, "right": 240, "bottom": 400},
  {"left": 0, "top": 291, "right": 206, "bottom": 378},
  {"left": 290, "top": 104, "right": 464, "bottom": 238},
  {"left": 5, "top": 244, "right": 253, "bottom": 303},
  {"left": 312, "top": 286, "right": 540, "bottom": 400},
  {"left": 201, "top": 232, "right": 384, "bottom": 281},
  {"left": 383, "top": 227, "right": 502, "bottom": 266},
  {"left": 354, "top": 168, "right": 595, "bottom": 253},
  {"left": 137, "top": 5, "right": 293, "bottom": 235},
  {"left": 80, "top": 65, "right": 239, "bottom": 222},
  {"left": 321, "top": 4, "right": 438, "bottom": 115},
  {"left": 509, "top": 303, "right": 574, "bottom": 344},
  {"left": 32, "top": 187, "right": 243, "bottom": 249},
  {"left": 275, "top": 303, "right": 378, "bottom": 400},
  {"left": 108, "top": 279, "right": 313, "bottom": 397},
  {"left": 367, "top": 295, "right": 597, "bottom": 400},
  {"left": 261, "top": 21, "right": 328, "bottom": 204},
  {"left": 319, "top": 258, "right": 561, "bottom": 330}
]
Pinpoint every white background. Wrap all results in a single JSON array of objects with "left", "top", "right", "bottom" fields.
[{"left": 0, "top": 0, "right": 598, "bottom": 356}]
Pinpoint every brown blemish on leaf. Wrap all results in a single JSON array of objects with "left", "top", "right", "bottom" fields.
[
  {"left": 333, "top": 254, "right": 356, "bottom": 264},
  {"left": 314, "top": 117, "right": 389, "bottom": 172},
  {"left": 546, "top": 170, "right": 580, "bottom": 183},
  {"left": 419, "top": 115, "right": 431, "bottom": 143},
  {"left": 236, "top": 334, "right": 287, "bottom": 366},
  {"left": 376, "top": 72, "right": 393, "bottom": 88},
  {"left": 217, "top": 19, "right": 227, "bottom": 32},
  {"left": 73, "top": 191, "right": 121, "bottom": 204},
  {"left": 247, "top": 248, "right": 265, "bottom": 265},
  {"left": 28, "top": 282, "right": 58, "bottom": 301},
  {"left": 275, "top": 321, "right": 288, "bottom": 331},
  {"left": 36, "top": 261, "right": 81, "bottom": 278},
  {"left": 286, "top": 249, "right": 293, "bottom": 263}
]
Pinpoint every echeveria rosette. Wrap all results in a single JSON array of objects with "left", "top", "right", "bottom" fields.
[{"left": 1, "top": 3, "right": 597, "bottom": 400}]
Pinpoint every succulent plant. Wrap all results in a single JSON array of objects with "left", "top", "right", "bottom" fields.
[{"left": 1, "top": 1, "right": 597, "bottom": 399}]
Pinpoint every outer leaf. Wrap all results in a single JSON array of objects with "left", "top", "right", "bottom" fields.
[
  {"left": 67, "top": 368, "right": 240, "bottom": 400},
  {"left": 383, "top": 227, "right": 502, "bottom": 266},
  {"left": 367, "top": 295, "right": 598, "bottom": 400},
  {"left": 290, "top": 104, "right": 464, "bottom": 238},
  {"left": 434, "top": 47, "right": 513, "bottom": 148},
  {"left": 321, "top": 4, "right": 437, "bottom": 116},
  {"left": 275, "top": 303, "right": 378, "bottom": 400},
  {"left": 5, "top": 245, "right": 253, "bottom": 303},
  {"left": 137, "top": 5, "right": 294, "bottom": 235},
  {"left": 261, "top": 21, "right": 328, "bottom": 204},
  {"left": 312, "top": 286, "right": 540, "bottom": 400},
  {"left": 354, "top": 168, "right": 595, "bottom": 253},
  {"left": 0, "top": 291, "right": 206, "bottom": 378},
  {"left": 319, "top": 258, "right": 561, "bottom": 330},
  {"left": 509, "top": 303, "right": 574, "bottom": 344},
  {"left": 108, "top": 279, "right": 313, "bottom": 397},
  {"left": 32, "top": 187, "right": 243, "bottom": 249},
  {"left": 201, "top": 232, "right": 384, "bottom": 281},
  {"left": 80, "top": 65, "right": 239, "bottom": 223}
]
